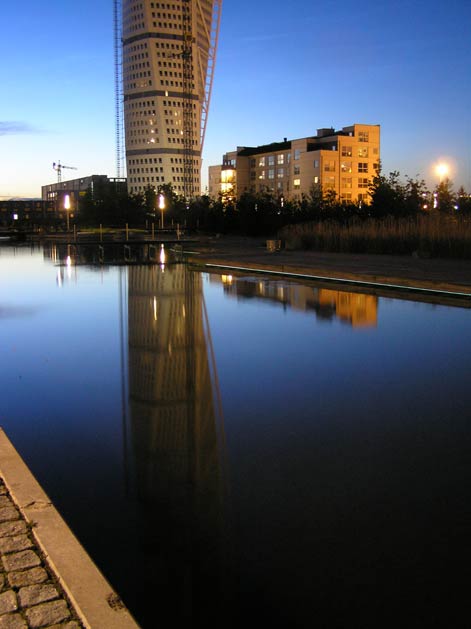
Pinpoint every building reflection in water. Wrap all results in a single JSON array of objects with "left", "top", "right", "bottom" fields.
[
  {"left": 214, "top": 274, "right": 378, "bottom": 327},
  {"left": 127, "top": 263, "right": 228, "bottom": 624}
]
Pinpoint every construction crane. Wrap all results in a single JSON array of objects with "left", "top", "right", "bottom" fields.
[
  {"left": 181, "top": 0, "right": 194, "bottom": 202},
  {"left": 53, "top": 161, "right": 77, "bottom": 184}
]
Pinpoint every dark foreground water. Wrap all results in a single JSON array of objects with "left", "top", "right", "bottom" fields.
[{"left": 0, "top": 243, "right": 470, "bottom": 628}]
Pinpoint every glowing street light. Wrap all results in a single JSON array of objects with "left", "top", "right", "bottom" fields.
[
  {"left": 435, "top": 162, "right": 449, "bottom": 183},
  {"left": 158, "top": 193, "right": 165, "bottom": 230},
  {"left": 64, "top": 194, "right": 71, "bottom": 231}
]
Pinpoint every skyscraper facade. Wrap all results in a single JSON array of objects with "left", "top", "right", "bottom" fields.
[{"left": 122, "top": 0, "right": 222, "bottom": 198}]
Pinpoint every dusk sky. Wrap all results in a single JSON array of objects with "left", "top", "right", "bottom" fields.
[{"left": 1, "top": 0, "right": 469, "bottom": 199}]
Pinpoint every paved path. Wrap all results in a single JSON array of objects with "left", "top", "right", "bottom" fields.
[
  {"left": 0, "top": 479, "right": 82, "bottom": 629},
  {"left": 187, "top": 237, "right": 471, "bottom": 295},
  {"left": 0, "top": 430, "right": 139, "bottom": 629}
]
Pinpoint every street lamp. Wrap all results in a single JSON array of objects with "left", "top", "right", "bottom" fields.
[
  {"left": 64, "top": 194, "right": 71, "bottom": 231},
  {"left": 435, "top": 162, "right": 449, "bottom": 183},
  {"left": 158, "top": 193, "right": 165, "bottom": 230}
]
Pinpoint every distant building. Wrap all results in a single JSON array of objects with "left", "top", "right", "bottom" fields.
[
  {"left": 0, "top": 199, "right": 56, "bottom": 228},
  {"left": 41, "top": 175, "right": 127, "bottom": 214},
  {"left": 208, "top": 124, "right": 380, "bottom": 203}
]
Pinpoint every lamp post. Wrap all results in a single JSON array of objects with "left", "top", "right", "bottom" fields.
[
  {"left": 64, "top": 194, "right": 71, "bottom": 231},
  {"left": 158, "top": 193, "right": 165, "bottom": 230},
  {"left": 434, "top": 163, "right": 449, "bottom": 210}
]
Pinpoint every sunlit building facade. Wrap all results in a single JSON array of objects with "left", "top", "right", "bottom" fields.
[
  {"left": 208, "top": 124, "right": 380, "bottom": 203},
  {"left": 122, "top": 0, "right": 221, "bottom": 197}
]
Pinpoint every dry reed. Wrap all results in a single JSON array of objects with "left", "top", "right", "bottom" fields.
[{"left": 279, "top": 214, "right": 471, "bottom": 258}]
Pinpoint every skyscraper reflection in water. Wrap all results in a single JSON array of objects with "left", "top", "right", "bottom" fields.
[{"left": 127, "top": 263, "right": 228, "bottom": 627}]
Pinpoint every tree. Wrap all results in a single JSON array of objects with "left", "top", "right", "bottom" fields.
[{"left": 434, "top": 178, "right": 455, "bottom": 213}]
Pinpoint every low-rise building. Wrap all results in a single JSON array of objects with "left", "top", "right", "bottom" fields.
[
  {"left": 42, "top": 175, "right": 127, "bottom": 212},
  {"left": 208, "top": 124, "right": 380, "bottom": 203}
]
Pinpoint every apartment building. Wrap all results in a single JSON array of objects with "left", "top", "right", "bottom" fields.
[{"left": 208, "top": 124, "right": 380, "bottom": 203}]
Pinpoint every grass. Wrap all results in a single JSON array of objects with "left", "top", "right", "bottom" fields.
[{"left": 279, "top": 214, "right": 471, "bottom": 259}]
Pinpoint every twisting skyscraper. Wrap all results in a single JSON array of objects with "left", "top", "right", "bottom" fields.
[{"left": 121, "top": 0, "right": 222, "bottom": 198}]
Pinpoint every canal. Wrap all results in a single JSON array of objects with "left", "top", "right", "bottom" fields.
[{"left": 0, "top": 243, "right": 469, "bottom": 627}]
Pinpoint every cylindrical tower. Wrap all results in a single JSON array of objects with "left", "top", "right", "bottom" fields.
[{"left": 122, "top": 0, "right": 222, "bottom": 199}]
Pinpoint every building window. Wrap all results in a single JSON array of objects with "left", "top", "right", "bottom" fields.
[
  {"left": 324, "top": 161, "right": 335, "bottom": 172},
  {"left": 313, "top": 159, "right": 319, "bottom": 168},
  {"left": 341, "top": 161, "right": 352, "bottom": 173},
  {"left": 268, "top": 169, "right": 275, "bottom": 179},
  {"left": 314, "top": 176, "right": 319, "bottom": 184},
  {"left": 293, "top": 178, "right": 301, "bottom": 189},
  {"left": 341, "top": 146, "right": 352, "bottom": 157},
  {"left": 324, "top": 176, "right": 336, "bottom": 189},
  {"left": 268, "top": 155, "right": 275, "bottom": 166},
  {"left": 358, "top": 131, "right": 369, "bottom": 143},
  {"left": 358, "top": 178, "right": 369, "bottom": 188},
  {"left": 294, "top": 165, "right": 300, "bottom": 175},
  {"left": 277, "top": 154, "right": 284, "bottom": 165},
  {"left": 294, "top": 149, "right": 301, "bottom": 160},
  {"left": 358, "top": 163, "right": 368, "bottom": 173},
  {"left": 259, "top": 170, "right": 265, "bottom": 180},
  {"left": 358, "top": 147, "right": 369, "bottom": 158},
  {"left": 373, "top": 147, "right": 379, "bottom": 155},
  {"left": 250, "top": 158, "right": 256, "bottom": 168},
  {"left": 342, "top": 177, "right": 352, "bottom": 188},
  {"left": 277, "top": 168, "right": 284, "bottom": 178},
  {"left": 258, "top": 156, "right": 265, "bottom": 167}
]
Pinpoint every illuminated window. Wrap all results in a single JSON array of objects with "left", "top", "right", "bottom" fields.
[
  {"left": 358, "top": 163, "right": 368, "bottom": 173},
  {"left": 358, "top": 178, "right": 369, "bottom": 188},
  {"left": 358, "top": 131, "right": 369, "bottom": 143},
  {"left": 341, "top": 146, "right": 352, "bottom": 157},
  {"left": 268, "top": 169, "right": 275, "bottom": 179},
  {"left": 358, "top": 147, "right": 369, "bottom": 158},
  {"left": 314, "top": 176, "right": 319, "bottom": 184},
  {"left": 258, "top": 156, "right": 265, "bottom": 167},
  {"left": 342, "top": 178, "right": 352, "bottom": 188},
  {"left": 277, "top": 168, "right": 284, "bottom": 178},
  {"left": 277, "top": 154, "right": 284, "bottom": 165},
  {"left": 259, "top": 170, "right": 265, "bottom": 180},
  {"left": 293, "top": 178, "right": 301, "bottom": 189},
  {"left": 341, "top": 161, "right": 352, "bottom": 173}
]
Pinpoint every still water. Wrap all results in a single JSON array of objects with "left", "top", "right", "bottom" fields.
[{"left": 0, "top": 243, "right": 470, "bottom": 628}]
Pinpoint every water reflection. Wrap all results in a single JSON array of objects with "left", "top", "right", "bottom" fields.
[
  {"left": 212, "top": 275, "right": 378, "bottom": 327},
  {"left": 126, "top": 264, "right": 228, "bottom": 623}
]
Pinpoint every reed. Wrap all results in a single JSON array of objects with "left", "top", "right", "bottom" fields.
[{"left": 279, "top": 214, "right": 471, "bottom": 258}]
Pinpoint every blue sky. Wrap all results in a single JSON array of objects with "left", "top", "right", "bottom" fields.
[{"left": 1, "top": 0, "right": 470, "bottom": 199}]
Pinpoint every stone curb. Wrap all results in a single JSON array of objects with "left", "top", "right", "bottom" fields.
[{"left": 0, "top": 429, "right": 140, "bottom": 629}]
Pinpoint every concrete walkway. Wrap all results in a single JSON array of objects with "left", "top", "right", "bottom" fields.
[
  {"left": 0, "top": 430, "right": 139, "bottom": 629},
  {"left": 186, "top": 237, "right": 471, "bottom": 298}
]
